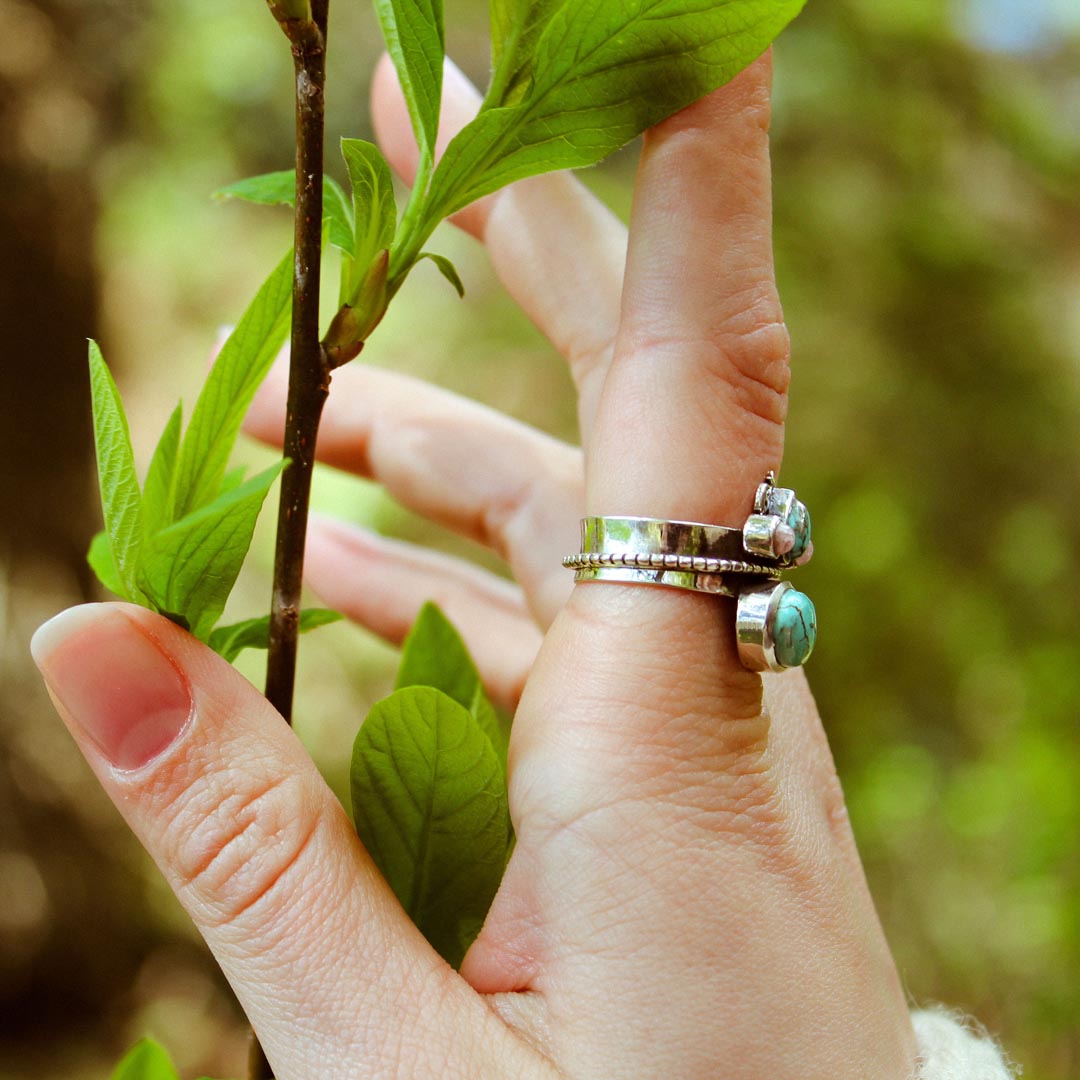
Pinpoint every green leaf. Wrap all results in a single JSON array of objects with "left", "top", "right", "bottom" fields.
[
  {"left": 396, "top": 602, "right": 507, "bottom": 764},
  {"left": 209, "top": 608, "right": 342, "bottom": 663},
  {"left": 142, "top": 403, "right": 183, "bottom": 538},
  {"left": 487, "top": 0, "right": 562, "bottom": 107},
  {"left": 397, "top": 601, "right": 482, "bottom": 707},
  {"left": 172, "top": 251, "right": 292, "bottom": 520},
  {"left": 87, "top": 530, "right": 124, "bottom": 597},
  {"left": 218, "top": 465, "right": 247, "bottom": 496},
  {"left": 351, "top": 686, "right": 509, "bottom": 968},
  {"left": 371, "top": 0, "right": 445, "bottom": 175},
  {"left": 418, "top": 251, "right": 465, "bottom": 297},
  {"left": 109, "top": 1038, "right": 180, "bottom": 1080},
  {"left": 340, "top": 139, "right": 397, "bottom": 302},
  {"left": 425, "top": 0, "right": 806, "bottom": 222},
  {"left": 140, "top": 462, "right": 284, "bottom": 641},
  {"left": 324, "top": 176, "right": 354, "bottom": 254},
  {"left": 214, "top": 171, "right": 353, "bottom": 254},
  {"left": 213, "top": 170, "right": 295, "bottom": 206},
  {"left": 88, "top": 341, "right": 144, "bottom": 601}
]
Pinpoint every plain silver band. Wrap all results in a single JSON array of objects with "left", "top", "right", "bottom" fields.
[
  {"left": 563, "top": 551, "right": 780, "bottom": 578},
  {"left": 572, "top": 565, "right": 741, "bottom": 598},
  {"left": 580, "top": 516, "right": 750, "bottom": 562}
]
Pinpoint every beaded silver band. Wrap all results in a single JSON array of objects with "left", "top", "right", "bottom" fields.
[{"left": 562, "top": 551, "right": 781, "bottom": 578}]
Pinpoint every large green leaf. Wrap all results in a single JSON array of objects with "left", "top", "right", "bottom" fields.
[
  {"left": 109, "top": 1039, "right": 180, "bottom": 1080},
  {"left": 171, "top": 251, "right": 292, "bottom": 519},
  {"left": 140, "top": 462, "right": 284, "bottom": 640},
  {"left": 423, "top": 0, "right": 806, "bottom": 225},
  {"left": 351, "top": 686, "right": 510, "bottom": 968},
  {"left": 88, "top": 341, "right": 144, "bottom": 601},
  {"left": 214, "top": 171, "right": 353, "bottom": 254},
  {"left": 340, "top": 139, "right": 397, "bottom": 302},
  {"left": 142, "top": 402, "right": 183, "bottom": 538},
  {"left": 209, "top": 608, "right": 342, "bottom": 663},
  {"left": 371, "top": 0, "right": 445, "bottom": 176},
  {"left": 396, "top": 602, "right": 506, "bottom": 762}
]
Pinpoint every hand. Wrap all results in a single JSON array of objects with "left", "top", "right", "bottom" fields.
[{"left": 33, "top": 53, "right": 917, "bottom": 1079}]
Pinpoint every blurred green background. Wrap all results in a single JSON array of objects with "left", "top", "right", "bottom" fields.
[{"left": 1, "top": 0, "right": 1078, "bottom": 1077}]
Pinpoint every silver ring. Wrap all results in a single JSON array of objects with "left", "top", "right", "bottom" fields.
[
  {"left": 579, "top": 477, "right": 811, "bottom": 571},
  {"left": 563, "top": 552, "right": 781, "bottom": 577},
  {"left": 564, "top": 476, "right": 817, "bottom": 672}
]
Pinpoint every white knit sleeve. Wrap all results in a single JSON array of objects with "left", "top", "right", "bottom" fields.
[{"left": 911, "top": 1008, "right": 1018, "bottom": 1079}]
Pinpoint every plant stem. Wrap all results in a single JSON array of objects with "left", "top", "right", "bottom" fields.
[
  {"left": 265, "top": 0, "right": 328, "bottom": 727},
  {"left": 254, "top": 2, "right": 329, "bottom": 1077}
]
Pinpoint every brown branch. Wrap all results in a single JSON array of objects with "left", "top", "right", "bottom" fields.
[{"left": 252, "top": 2, "right": 330, "bottom": 1077}]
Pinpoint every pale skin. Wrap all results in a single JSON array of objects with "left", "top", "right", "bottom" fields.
[{"left": 32, "top": 53, "right": 920, "bottom": 1079}]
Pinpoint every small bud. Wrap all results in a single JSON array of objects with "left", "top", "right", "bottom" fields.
[
  {"left": 324, "top": 250, "right": 390, "bottom": 367},
  {"left": 266, "top": 0, "right": 313, "bottom": 22}
]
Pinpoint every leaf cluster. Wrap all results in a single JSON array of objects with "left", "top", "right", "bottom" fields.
[
  {"left": 86, "top": 258, "right": 339, "bottom": 661},
  {"left": 223, "top": 0, "right": 805, "bottom": 360},
  {"left": 391, "top": 0, "right": 807, "bottom": 268}
]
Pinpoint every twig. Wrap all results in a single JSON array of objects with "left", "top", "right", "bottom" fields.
[
  {"left": 264, "top": 0, "right": 329, "bottom": 729},
  {"left": 254, "top": 2, "right": 329, "bottom": 1076}
]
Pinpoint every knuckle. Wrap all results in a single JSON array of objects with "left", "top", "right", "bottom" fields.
[
  {"left": 166, "top": 768, "right": 325, "bottom": 931},
  {"left": 714, "top": 309, "right": 792, "bottom": 424},
  {"left": 479, "top": 478, "right": 532, "bottom": 560},
  {"left": 563, "top": 327, "right": 615, "bottom": 385},
  {"left": 622, "top": 311, "right": 791, "bottom": 432}
]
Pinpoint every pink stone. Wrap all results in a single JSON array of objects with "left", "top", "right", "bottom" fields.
[{"left": 773, "top": 523, "right": 796, "bottom": 555}]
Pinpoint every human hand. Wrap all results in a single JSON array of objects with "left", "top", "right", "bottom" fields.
[{"left": 32, "top": 53, "right": 917, "bottom": 1079}]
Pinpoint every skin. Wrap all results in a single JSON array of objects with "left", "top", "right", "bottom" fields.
[{"left": 32, "top": 53, "right": 919, "bottom": 1080}]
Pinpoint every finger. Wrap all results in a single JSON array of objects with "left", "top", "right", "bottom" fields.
[
  {"left": 371, "top": 54, "right": 626, "bottom": 438},
  {"left": 245, "top": 359, "right": 581, "bottom": 627},
  {"left": 31, "top": 604, "right": 535, "bottom": 1079},
  {"left": 305, "top": 517, "right": 542, "bottom": 712},
  {"left": 590, "top": 51, "right": 787, "bottom": 528}
]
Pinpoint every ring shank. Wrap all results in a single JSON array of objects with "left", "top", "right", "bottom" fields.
[
  {"left": 581, "top": 516, "right": 751, "bottom": 563},
  {"left": 573, "top": 565, "right": 741, "bottom": 597}
]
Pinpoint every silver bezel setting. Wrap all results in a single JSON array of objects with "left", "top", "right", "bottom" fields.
[
  {"left": 736, "top": 581, "right": 793, "bottom": 673},
  {"left": 743, "top": 475, "right": 808, "bottom": 568}
]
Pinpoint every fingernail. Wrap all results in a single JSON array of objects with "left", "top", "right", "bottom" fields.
[{"left": 31, "top": 605, "right": 193, "bottom": 772}]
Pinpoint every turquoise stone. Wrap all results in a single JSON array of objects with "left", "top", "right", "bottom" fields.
[
  {"left": 786, "top": 501, "right": 811, "bottom": 561},
  {"left": 772, "top": 589, "right": 817, "bottom": 668}
]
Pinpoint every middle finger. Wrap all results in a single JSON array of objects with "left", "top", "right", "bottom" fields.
[{"left": 245, "top": 360, "right": 583, "bottom": 626}]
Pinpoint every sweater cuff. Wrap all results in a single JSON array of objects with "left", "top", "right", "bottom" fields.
[{"left": 911, "top": 1008, "right": 1017, "bottom": 1079}]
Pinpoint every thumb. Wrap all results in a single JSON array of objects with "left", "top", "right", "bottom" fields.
[{"left": 30, "top": 603, "right": 523, "bottom": 1079}]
